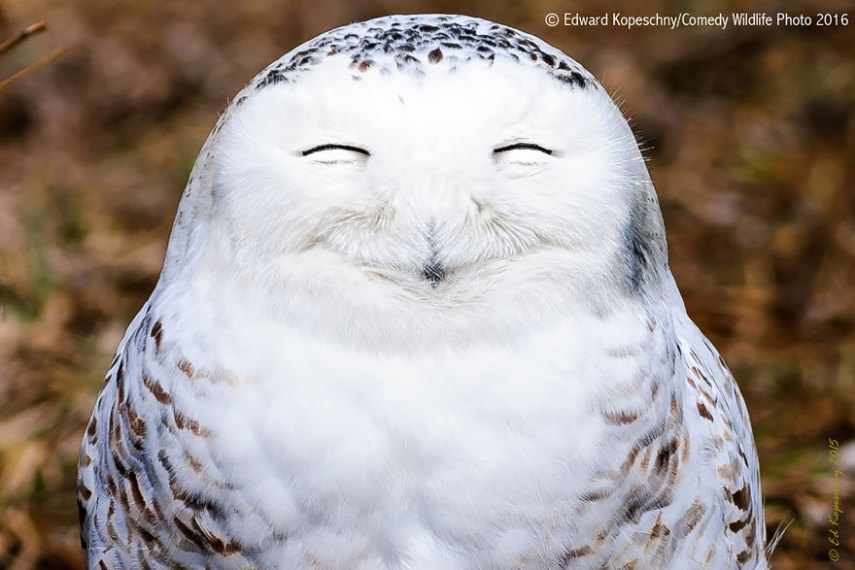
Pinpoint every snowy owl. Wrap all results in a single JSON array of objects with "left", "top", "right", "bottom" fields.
[{"left": 77, "top": 14, "right": 767, "bottom": 570}]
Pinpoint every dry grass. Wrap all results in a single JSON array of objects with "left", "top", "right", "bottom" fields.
[{"left": 0, "top": 0, "right": 853, "bottom": 568}]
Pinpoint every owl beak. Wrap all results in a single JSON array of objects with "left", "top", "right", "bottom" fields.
[
  {"left": 422, "top": 225, "right": 445, "bottom": 287},
  {"left": 422, "top": 261, "right": 445, "bottom": 287}
]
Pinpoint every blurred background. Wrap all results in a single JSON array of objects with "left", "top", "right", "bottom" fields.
[{"left": 0, "top": 0, "right": 852, "bottom": 568}]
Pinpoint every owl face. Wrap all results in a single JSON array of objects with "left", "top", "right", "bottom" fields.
[
  {"left": 163, "top": 17, "right": 670, "bottom": 353},
  {"left": 210, "top": 49, "right": 650, "bottom": 291}
]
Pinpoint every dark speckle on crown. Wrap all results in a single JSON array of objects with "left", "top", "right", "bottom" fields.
[{"left": 253, "top": 14, "right": 594, "bottom": 91}]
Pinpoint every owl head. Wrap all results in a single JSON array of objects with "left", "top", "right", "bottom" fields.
[{"left": 156, "top": 15, "right": 670, "bottom": 351}]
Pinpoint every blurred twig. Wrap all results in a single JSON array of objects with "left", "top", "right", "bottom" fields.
[
  {"left": 0, "top": 21, "right": 67, "bottom": 92},
  {"left": 0, "top": 47, "right": 68, "bottom": 91},
  {"left": 0, "top": 21, "right": 47, "bottom": 57}
]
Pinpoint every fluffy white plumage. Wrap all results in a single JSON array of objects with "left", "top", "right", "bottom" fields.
[{"left": 78, "top": 14, "right": 767, "bottom": 569}]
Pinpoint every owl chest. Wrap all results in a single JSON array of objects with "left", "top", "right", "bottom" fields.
[{"left": 166, "top": 311, "right": 669, "bottom": 535}]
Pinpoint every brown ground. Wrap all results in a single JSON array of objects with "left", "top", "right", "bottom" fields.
[{"left": 0, "top": 0, "right": 852, "bottom": 568}]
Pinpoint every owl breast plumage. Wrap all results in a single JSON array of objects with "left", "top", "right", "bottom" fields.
[{"left": 78, "top": 14, "right": 767, "bottom": 570}]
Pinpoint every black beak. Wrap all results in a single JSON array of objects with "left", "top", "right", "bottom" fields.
[
  {"left": 422, "top": 225, "right": 445, "bottom": 287},
  {"left": 422, "top": 262, "right": 445, "bottom": 287}
]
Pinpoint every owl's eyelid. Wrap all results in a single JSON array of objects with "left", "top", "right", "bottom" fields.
[
  {"left": 302, "top": 144, "right": 371, "bottom": 157},
  {"left": 493, "top": 143, "right": 553, "bottom": 155}
]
